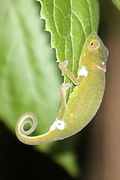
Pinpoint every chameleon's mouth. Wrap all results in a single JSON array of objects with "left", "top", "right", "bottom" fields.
[{"left": 95, "top": 65, "right": 106, "bottom": 72}]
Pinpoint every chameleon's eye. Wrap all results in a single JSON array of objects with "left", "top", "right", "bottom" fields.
[{"left": 88, "top": 40, "right": 100, "bottom": 51}]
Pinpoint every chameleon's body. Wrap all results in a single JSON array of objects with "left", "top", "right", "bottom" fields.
[{"left": 16, "top": 32, "right": 108, "bottom": 145}]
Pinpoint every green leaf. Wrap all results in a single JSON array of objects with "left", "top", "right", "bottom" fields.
[
  {"left": 49, "top": 134, "right": 81, "bottom": 177},
  {"left": 111, "top": 0, "right": 120, "bottom": 10},
  {"left": 0, "top": 0, "right": 60, "bottom": 150},
  {"left": 53, "top": 150, "right": 80, "bottom": 177},
  {"left": 38, "top": 0, "right": 99, "bottom": 85},
  {"left": 37, "top": 0, "right": 99, "bottom": 176}
]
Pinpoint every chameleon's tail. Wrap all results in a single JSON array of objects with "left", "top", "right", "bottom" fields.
[{"left": 15, "top": 112, "right": 67, "bottom": 145}]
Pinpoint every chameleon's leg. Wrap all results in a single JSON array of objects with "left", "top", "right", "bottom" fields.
[
  {"left": 57, "top": 83, "right": 71, "bottom": 120},
  {"left": 59, "top": 60, "right": 80, "bottom": 86}
]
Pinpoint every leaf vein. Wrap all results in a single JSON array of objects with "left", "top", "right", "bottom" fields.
[{"left": 86, "top": 0, "right": 92, "bottom": 31}]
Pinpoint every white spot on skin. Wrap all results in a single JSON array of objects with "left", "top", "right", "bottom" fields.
[
  {"left": 50, "top": 120, "right": 66, "bottom": 131},
  {"left": 79, "top": 66, "right": 88, "bottom": 76}
]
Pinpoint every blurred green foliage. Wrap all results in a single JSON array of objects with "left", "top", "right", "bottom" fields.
[{"left": 112, "top": 0, "right": 120, "bottom": 10}]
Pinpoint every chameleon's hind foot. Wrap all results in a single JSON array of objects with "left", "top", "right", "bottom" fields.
[
  {"left": 59, "top": 60, "right": 69, "bottom": 69},
  {"left": 60, "top": 83, "right": 72, "bottom": 105},
  {"left": 57, "top": 83, "right": 71, "bottom": 120},
  {"left": 60, "top": 83, "right": 72, "bottom": 92}
]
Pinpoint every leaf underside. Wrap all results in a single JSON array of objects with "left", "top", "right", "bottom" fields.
[{"left": 39, "top": 0, "right": 99, "bottom": 94}]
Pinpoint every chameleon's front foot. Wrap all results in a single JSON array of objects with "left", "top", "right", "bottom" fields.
[
  {"left": 59, "top": 60, "right": 80, "bottom": 86},
  {"left": 59, "top": 60, "right": 69, "bottom": 69}
]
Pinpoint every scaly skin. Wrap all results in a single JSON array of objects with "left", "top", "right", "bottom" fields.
[{"left": 16, "top": 32, "right": 109, "bottom": 145}]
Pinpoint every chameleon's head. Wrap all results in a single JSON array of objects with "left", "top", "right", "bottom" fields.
[{"left": 83, "top": 32, "right": 109, "bottom": 72}]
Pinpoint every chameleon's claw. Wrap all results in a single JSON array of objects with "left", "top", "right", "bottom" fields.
[{"left": 59, "top": 60, "right": 69, "bottom": 70}]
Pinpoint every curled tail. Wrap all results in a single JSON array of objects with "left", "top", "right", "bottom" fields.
[
  {"left": 16, "top": 82, "right": 72, "bottom": 145},
  {"left": 15, "top": 112, "right": 69, "bottom": 145}
]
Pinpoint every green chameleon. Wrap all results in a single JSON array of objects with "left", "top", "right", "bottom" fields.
[{"left": 16, "top": 32, "right": 109, "bottom": 145}]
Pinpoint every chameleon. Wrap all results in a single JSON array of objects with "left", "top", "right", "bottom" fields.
[{"left": 16, "top": 32, "right": 109, "bottom": 145}]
